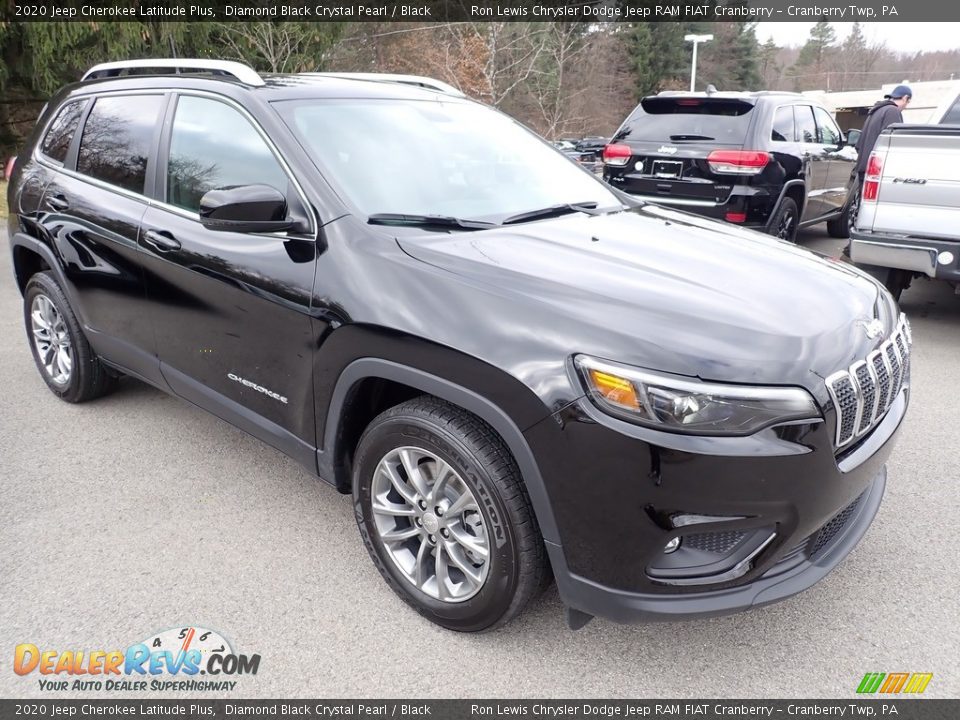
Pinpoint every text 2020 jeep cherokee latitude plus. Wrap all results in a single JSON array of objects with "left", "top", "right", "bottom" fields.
[{"left": 7, "top": 60, "right": 910, "bottom": 631}]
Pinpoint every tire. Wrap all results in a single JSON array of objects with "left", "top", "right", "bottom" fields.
[
  {"left": 827, "top": 187, "right": 859, "bottom": 239},
  {"left": 767, "top": 196, "right": 799, "bottom": 243},
  {"left": 855, "top": 265, "right": 911, "bottom": 303},
  {"left": 23, "top": 272, "right": 117, "bottom": 403},
  {"left": 883, "top": 269, "right": 912, "bottom": 303},
  {"left": 352, "top": 396, "right": 550, "bottom": 632}
]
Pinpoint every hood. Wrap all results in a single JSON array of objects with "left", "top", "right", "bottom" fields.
[{"left": 396, "top": 206, "right": 895, "bottom": 391}]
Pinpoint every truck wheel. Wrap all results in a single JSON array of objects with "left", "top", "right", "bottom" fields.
[
  {"left": 883, "top": 269, "right": 912, "bottom": 302},
  {"left": 767, "top": 197, "right": 798, "bottom": 242},
  {"left": 352, "top": 397, "right": 549, "bottom": 632},
  {"left": 23, "top": 272, "right": 117, "bottom": 403}
]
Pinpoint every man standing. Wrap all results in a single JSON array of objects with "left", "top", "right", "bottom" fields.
[
  {"left": 855, "top": 84, "right": 913, "bottom": 176},
  {"left": 841, "top": 85, "right": 912, "bottom": 251}
]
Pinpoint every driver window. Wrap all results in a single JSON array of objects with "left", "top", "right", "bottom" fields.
[
  {"left": 167, "top": 95, "right": 288, "bottom": 212},
  {"left": 813, "top": 106, "right": 841, "bottom": 146}
]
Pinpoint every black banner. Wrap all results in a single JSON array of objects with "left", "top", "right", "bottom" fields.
[
  {"left": 8, "top": 0, "right": 960, "bottom": 23},
  {"left": 0, "top": 700, "right": 958, "bottom": 720}
]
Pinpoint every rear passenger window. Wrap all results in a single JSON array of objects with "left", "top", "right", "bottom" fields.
[
  {"left": 40, "top": 101, "right": 86, "bottom": 164},
  {"left": 76, "top": 95, "right": 164, "bottom": 194},
  {"left": 795, "top": 106, "right": 818, "bottom": 144},
  {"left": 166, "top": 96, "right": 288, "bottom": 213},
  {"left": 942, "top": 96, "right": 960, "bottom": 124},
  {"left": 771, "top": 106, "right": 795, "bottom": 142}
]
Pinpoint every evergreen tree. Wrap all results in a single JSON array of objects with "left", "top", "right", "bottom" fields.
[{"left": 791, "top": 20, "right": 837, "bottom": 90}]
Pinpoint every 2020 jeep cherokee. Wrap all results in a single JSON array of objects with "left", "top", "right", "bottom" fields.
[{"left": 7, "top": 60, "right": 910, "bottom": 631}]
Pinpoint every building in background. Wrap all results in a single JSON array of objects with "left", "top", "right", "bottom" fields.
[{"left": 805, "top": 79, "right": 960, "bottom": 131}]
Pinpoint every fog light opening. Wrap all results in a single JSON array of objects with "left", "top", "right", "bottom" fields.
[
  {"left": 937, "top": 251, "right": 954, "bottom": 266},
  {"left": 664, "top": 536, "right": 681, "bottom": 554}
]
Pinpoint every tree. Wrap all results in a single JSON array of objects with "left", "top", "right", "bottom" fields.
[
  {"left": 758, "top": 37, "right": 782, "bottom": 88},
  {"left": 790, "top": 20, "right": 837, "bottom": 90},
  {"left": 219, "top": 22, "right": 345, "bottom": 73},
  {"left": 697, "top": 22, "right": 761, "bottom": 91},
  {"left": 626, "top": 22, "right": 689, "bottom": 98}
]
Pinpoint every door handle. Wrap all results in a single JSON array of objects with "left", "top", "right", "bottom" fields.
[
  {"left": 142, "top": 229, "right": 181, "bottom": 252},
  {"left": 45, "top": 194, "right": 69, "bottom": 212}
]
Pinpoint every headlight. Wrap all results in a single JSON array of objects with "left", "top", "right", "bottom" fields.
[{"left": 575, "top": 355, "right": 820, "bottom": 435}]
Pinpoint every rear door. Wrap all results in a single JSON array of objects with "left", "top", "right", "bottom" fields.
[
  {"left": 37, "top": 93, "right": 166, "bottom": 383},
  {"left": 603, "top": 96, "right": 755, "bottom": 206},
  {"left": 795, "top": 104, "right": 830, "bottom": 220},
  {"left": 139, "top": 92, "right": 319, "bottom": 466},
  {"left": 813, "top": 105, "right": 854, "bottom": 217}
]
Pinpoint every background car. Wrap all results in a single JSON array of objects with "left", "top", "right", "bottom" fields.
[{"left": 602, "top": 90, "right": 857, "bottom": 242}]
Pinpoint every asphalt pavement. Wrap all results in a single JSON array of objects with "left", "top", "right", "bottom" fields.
[{"left": 1, "top": 226, "right": 958, "bottom": 699}]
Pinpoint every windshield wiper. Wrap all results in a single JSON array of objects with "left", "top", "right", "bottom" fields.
[
  {"left": 669, "top": 134, "right": 714, "bottom": 141},
  {"left": 367, "top": 213, "right": 496, "bottom": 230},
  {"left": 501, "top": 202, "right": 602, "bottom": 225}
]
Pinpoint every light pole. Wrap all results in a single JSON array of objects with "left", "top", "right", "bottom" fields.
[{"left": 684, "top": 34, "right": 714, "bottom": 92}]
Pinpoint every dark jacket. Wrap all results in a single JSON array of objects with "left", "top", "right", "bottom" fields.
[{"left": 855, "top": 100, "right": 903, "bottom": 174}]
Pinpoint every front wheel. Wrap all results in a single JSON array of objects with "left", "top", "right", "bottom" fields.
[{"left": 352, "top": 397, "right": 549, "bottom": 632}]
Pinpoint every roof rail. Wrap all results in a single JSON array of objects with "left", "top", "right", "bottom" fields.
[
  {"left": 82, "top": 59, "right": 264, "bottom": 87},
  {"left": 307, "top": 72, "right": 465, "bottom": 97}
]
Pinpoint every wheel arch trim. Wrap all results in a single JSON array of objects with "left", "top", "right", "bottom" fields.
[
  {"left": 765, "top": 179, "right": 807, "bottom": 233},
  {"left": 9, "top": 232, "right": 85, "bottom": 324},
  {"left": 321, "top": 358, "right": 561, "bottom": 545}
]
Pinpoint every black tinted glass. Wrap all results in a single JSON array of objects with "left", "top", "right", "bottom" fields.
[
  {"left": 166, "top": 96, "right": 288, "bottom": 212},
  {"left": 814, "top": 107, "right": 841, "bottom": 145},
  {"left": 772, "top": 106, "right": 795, "bottom": 142},
  {"left": 77, "top": 95, "right": 163, "bottom": 194},
  {"left": 40, "top": 101, "right": 86, "bottom": 163},
  {"left": 942, "top": 96, "right": 960, "bottom": 124},
  {"left": 616, "top": 98, "right": 756, "bottom": 144},
  {"left": 795, "top": 106, "right": 817, "bottom": 144}
]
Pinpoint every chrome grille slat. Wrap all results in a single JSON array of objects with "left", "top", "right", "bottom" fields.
[{"left": 828, "top": 314, "right": 911, "bottom": 450}]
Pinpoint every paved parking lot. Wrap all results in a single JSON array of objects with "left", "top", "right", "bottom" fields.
[{"left": 1, "top": 226, "right": 958, "bottom": 699}]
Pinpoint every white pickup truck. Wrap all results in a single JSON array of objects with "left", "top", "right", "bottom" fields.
[{"left": 850, "top": 122, "right": 960, "bottom": 300}]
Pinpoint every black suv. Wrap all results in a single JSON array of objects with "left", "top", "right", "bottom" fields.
[
  {"left": 8, "top": 60, "right": 910, "bottom": 631},
  {"left": 603, "top": 91, "right": 857, "bottom": 242}
]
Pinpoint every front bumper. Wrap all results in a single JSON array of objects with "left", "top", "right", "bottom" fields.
[
  {"left": 851, "top": 228, "right": 960, "bottom": 281},
  {"left": 524, "top": 383, "right": 907, "bottom": 624}
]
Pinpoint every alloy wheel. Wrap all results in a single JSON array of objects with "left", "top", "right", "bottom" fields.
[
  {"left": 777, "top": 210, "right": 796, "bottom": 240},
  {"left": 370, "top": 446, "right": 490, "bottom": 602},
  {"left": 30, "top": 294, "right": 72, "bottom": 386}
]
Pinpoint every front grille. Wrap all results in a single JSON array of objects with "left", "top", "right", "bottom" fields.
[
  {"left": 810, "top": 493, "right": 863, "bottom": 556},
  {"left": 684, "top": 530, "right": 747, "bottom": 554},
  {"left": 826, "top": 314, "right": 911, "bottom": 449}
]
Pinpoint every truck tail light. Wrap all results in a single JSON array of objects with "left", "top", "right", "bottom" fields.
[
  {"left": 862, "top": 151, "right": 884, "bottom": 203},
  {"left": 707, "top": 150, "right": 769, "bottom": 175},
  {"left": 602, "top": 144, "right": 632, "bottom": 166}
]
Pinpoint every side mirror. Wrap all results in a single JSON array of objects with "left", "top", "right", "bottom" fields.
[
  {"left": 846, "top": 128, "right": 861, "bottom": 149},
  {"left": 199, "top": 184, "right": 293, "bottom": 233}
]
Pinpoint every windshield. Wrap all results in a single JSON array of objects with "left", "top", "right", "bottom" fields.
[
  {"left": 615, "top": 97, "right": 756, "bottom": 145},
  {"left": 274, "top": 98, "right": 621, "bottom": 221}
]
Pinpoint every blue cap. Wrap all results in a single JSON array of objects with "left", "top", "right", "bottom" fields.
[{"left": 885, "top": 84, "right": 913, "bottom": 99}]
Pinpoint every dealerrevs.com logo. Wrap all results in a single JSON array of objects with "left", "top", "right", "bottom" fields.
[
  {"left": 856, "top": 672, "right": 933, "bottom": 694},
  {"left": 14, "top": 626, "right": 260, "bottom": 692}
]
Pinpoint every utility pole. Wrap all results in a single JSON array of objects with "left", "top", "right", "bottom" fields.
[{"left": 684, "top": 34, "right": 714, "bottom": 92}]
